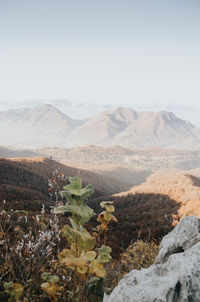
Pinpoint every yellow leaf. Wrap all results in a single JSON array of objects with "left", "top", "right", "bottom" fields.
[
  {"left": 100, "top": 201, "right": 115, "bottom": 212},
  {"left": 103, "top": 212, "right": 112, "bottom": 222},
  {"left": 90, "top": 260, "right": 106, "bottom": 278},
  {"left": 84, "top": 250, "right": 96, "bottom": 261},
  {"left": 61, "top": 254, "right": 88, "bottom": 267},
  {"left": 41, "top": 282, "right": 62, "bottom": 302},
  {"left": 77, "top": 266, "right": 88, "bottom": 275},
  {"left": 111, "top": 215, "right": 117, "bottom": 222},
  {"left": 10, "top": 283, "right": 24, "bottom": 301},
  {"left": 58, "top": 248, "right": 75, "bottom": 260}
]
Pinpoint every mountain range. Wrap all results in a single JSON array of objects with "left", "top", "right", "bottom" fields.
[
  {"left": 1, "top": 104, "right": 200, "bottom": 149},
  {"left": 1, "top": 101, "right": 200, "bottom": 127}
]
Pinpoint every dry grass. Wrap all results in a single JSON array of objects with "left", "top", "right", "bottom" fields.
[{"left": 104, "top": 239, "right": 159, "bottom": 294}]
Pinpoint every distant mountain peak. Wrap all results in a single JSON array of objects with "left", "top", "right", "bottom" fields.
[
  {"left": 109, "top": 106, "right": 136, "bottom": 114},
  {"left": 34, "top": 103, "right": 68, "bottom": 115},
  {"left": 0, "top": 105, "right": 200, "bottom": 149}
]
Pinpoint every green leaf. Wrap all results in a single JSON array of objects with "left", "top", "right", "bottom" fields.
[
  {"left": 53, "top": 205, "right": 70, "bottom": 214},
  {"left": 60, "top": 177, "right": 94, "bottom": 204},
  {"left": 3, "top": 281, "right": 13, "bottom": 290},
  {"left": 97, "top": 245, "right": 112, "bottom": 263},
  {"left": 62, "top": 224, "right": 96, "bottom": 251},
  {"left": 60, "top": 191, "right": 77, "bottom": 204},
  {"left": 41, "top": 272, "right": 59, "bottom": 284},
  {"left": 64, "top": 177, "right": 82, "bottom": 191},
  {"left": 69, "top": 217, "right": 77, "bottom": 229},
  {"left": 84, "top": 250, "right": 96, "bottom": 261},
  {"left": 100, "top": 201, "right": 115, "bottom": 212},
  {"left": 69, "top": 204, "right": 95, "bottom": 224},
  {"left": 54, "top": 204, "right": 95, "bottom": 224}
]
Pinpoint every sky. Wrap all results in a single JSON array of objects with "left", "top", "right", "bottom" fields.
[{"left": 0, "top": 0, "right": 200, "bottom": 108}]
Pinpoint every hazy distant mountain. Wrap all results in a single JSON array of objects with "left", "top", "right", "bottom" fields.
[
  {"left": 0, "top": 100, "right": 112, "bottom": 120},
  {"left": 0, "top": 104, "right": 84, "bottom": 148},
  {"left": 1, "top": 101, "right": 200, "bottom": 126},
  {"left": 134, "top": 103, "right": 200, "bottom": 128},
  {"left": 1, "top": 104, "right": 200, "bottom": 150},
  {"left": 69, "top": 107, "right": 200, "bottom": 149}
]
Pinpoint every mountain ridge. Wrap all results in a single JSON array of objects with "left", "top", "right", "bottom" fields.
[{"left": 1, "top": 104, "right": 200, "bottom": 149}]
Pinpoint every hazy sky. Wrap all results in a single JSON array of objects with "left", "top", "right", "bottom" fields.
[{"left": 0, "top": 0, "right": 200, "bottom": 107}]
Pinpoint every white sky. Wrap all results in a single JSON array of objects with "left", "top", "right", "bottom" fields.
[{"left": 0, "top": 0, "right": 200, "bottom": 107}]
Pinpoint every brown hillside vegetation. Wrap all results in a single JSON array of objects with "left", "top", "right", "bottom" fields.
[
  {"left": 118, "top": 170, "right": 200, "bottom": 218},
  {"left": 3, "top": 144, "right": 200, "bottom": 192},
  {"left": 87, "top": 192, "right": 179, "bottom": 258},
  {"left": 87, "top": 171, "right": 200, "bottom": 257},
  {"left": 1, "top": 158, "right": 200, "bottom": 258},
  {"left": 0, "top": 157, "right": 125, "bottom": 208}
]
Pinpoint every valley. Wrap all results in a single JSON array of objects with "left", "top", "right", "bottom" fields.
[
  {"left": 1, "top": 104, "right": 200, "bottom": 297},
  {"left": 1, "top": 152, "right": 200, "bottom": 258}
]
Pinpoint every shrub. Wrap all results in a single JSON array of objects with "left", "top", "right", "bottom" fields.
[
  {"left": 104, "top": 239, "right": 159, "bottom": 294},
  {"left": 45, "top": 177, "right": 115, "bottom": 302},
  {"left": 120, "top": 239, "right": 159, "bottom": 272}
]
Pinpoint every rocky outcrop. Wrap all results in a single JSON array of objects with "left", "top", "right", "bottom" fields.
[{"left": 104, "top": 216, "right": 200, "bottom": 302}]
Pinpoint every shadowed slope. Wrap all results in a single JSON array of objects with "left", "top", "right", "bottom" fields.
[
  {"left": 87, "top": 192, "right": 180, "bottom": 258},
  {"left": 0, "top": 157, "right": 126, "bottom": 208},
  {"left": 119, "top": 170, "right": 200, "bottom": 217},
  {"left": 87, "top": 171, "right": 200, "bottom": 257}
]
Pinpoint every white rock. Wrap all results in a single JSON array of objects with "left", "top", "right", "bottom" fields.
[{"left": 104, "top": 216, "right": 200, "bottom": 302}]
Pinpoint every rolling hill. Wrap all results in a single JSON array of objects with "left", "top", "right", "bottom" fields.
[
  {"left": 87, "top": 170, "right": 200, "bottom": 257},
  {"left": 2, "top": 155, "right": 200, "bottom": 257},
  {"left": 118, "top": 170, "right": 200, "bottom": 218},
  {"left": 3, "top": 144, "right": 200, "bottom": 193},
  {"left": 0, "top": 157, "right": 128, "bottom": 208}
]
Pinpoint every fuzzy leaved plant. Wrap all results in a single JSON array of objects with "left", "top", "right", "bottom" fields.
[{"left": 50, "top": 177, "right": 113, "bottom": 302}]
